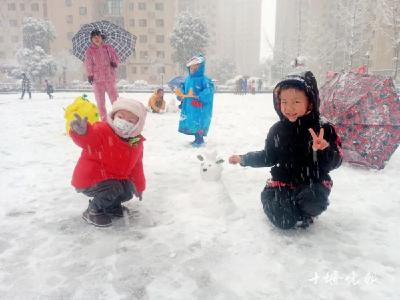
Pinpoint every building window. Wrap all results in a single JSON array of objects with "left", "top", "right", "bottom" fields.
[
  {"left": 9, "top": 20, "right": 18, "bottom": 27},
  {"left": 158, "top": 66, "right": 165, "bottom": 74},
  {"left": 8, "top": 3, "right": 16, "bottom": 10},
  {"left": 129, "top": 19, "right": 135, "bottom": 27},
  {"left": 67, "top": 32, "right": 74, "bottom": 39},
  {"left": 139, "top": 51, "right": 148, "bottom": 59},
  {"left": 0, "top": 52, "right": 5, "bottom": 59},
  {"left": 138, "top": 3, "right": 146, "bottom": 10},
  {"left": 139, "top": 35, "right": 147, "bottom": 43},
  {"left": 156, "top": 35, "right": 164, "bottom": 43},
  {"left": 141, "top": 66, "right": 149, "bottom": 74},
  {"left": 20, "top": 3, "right": 25, "bottom": 10},
  {"left": 129, "top": 3, "right": 134, "bottom": 10},
  {"left": 0, "top": 36, "right": 4, "bottom": 43},
  {"left": 66, "top": 15, "right": 73, "bottom": 24},
  {"left": 43, "top": 3, "right": 48, "bottom": 17},
  {"left": 79, "top": 7, "right": 87, "bottom": 15},
  {"left": 11, "top": 36, "right": 19, "bottom": 43},
  {"left": 31, "top": 3, "right": 39, "bottom": 11},
  {"left": 131, "top": 66, "right": 137, "bottom": 74},
  {"left": 111, "top": 17, "right": 124, "bottom": 27},
  {"left": 155, "top": 19, "right": 164, "bottom": 27},
  {"left": 105, "top": 0, "right": 122, "bottom": 16},
  {"left": 156, "top": 51, "right": 165, "bottom": 59},
  {"left": 155, "top": 3, "right": 164, "bottom": 11},
  {"left": 138, "top": 19, "right": 147, "bottom": 27},
  {"left": 65, "top": 0, "right": 72, "bottom": 7}
]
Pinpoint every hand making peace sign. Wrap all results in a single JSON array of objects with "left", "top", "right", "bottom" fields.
[{"left": 308, "top": 128, "right": 329, "bottom": 151}]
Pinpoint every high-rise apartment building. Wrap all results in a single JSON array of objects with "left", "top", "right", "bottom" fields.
[
  {"left": 0, "top": 0, "right": 179, "bottom": 85},
  {"left": 0, "top": 1, "right": 46, "bottom": 61},
  {"left": 178, "top": 0, "right": 262, "bottom": 76}
]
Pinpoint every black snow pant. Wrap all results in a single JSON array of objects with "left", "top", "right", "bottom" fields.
[
  {"left": 21, "top": 89, "right": 31, "bottom": 99},
  {"left": 77, "top": 179, "right": 136, "bottom": 212},
  {"left": 261, "top": 183, "right": 330, "bottom": 230}
]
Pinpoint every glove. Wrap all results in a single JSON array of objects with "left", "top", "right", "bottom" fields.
[
  {"left": 110, "top": 61, "right": 117, "bottom": 68},
  {"left": 87, "top": 75, "right": 94, "bottom": 85},
  {"left": 70, "top": 113, "right": 88, "bottom": 135}
]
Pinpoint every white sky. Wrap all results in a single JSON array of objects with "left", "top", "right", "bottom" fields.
[{"left": 260, "top": 0, "right": 276, "bottom": 61}]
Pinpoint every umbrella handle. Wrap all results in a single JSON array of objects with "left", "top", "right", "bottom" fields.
[{"left": 175, "top": 88, "right": 197, "bottom": 98}]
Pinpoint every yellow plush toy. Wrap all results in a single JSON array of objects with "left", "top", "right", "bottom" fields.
[{"left": 64, "top": 94, "right": 99, "bottom": 134}]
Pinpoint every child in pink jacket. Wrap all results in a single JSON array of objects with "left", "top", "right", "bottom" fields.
[{"left": 85, "top": 29, "right": 120, "bottom": 121}]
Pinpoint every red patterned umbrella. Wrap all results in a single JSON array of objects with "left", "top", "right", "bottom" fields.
[{"left": 320, "top": 72, "right": 400, "bottom": 169}]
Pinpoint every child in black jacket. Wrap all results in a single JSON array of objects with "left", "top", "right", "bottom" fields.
[{"left": 229, "top": 71, "right": 342, "bottom": 229}]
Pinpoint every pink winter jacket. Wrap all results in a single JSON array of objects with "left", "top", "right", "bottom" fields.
[{"left": 84, "top": 44, "right": 120, "bottom": 83}]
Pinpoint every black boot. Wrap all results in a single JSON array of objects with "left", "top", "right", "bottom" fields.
[
  {"left": 105, "top": 204, "right": 129, "bottom": 217},
  {"left": 82, "top": 203, "right": 112, "bottom": 227},
  {"left": 297, "top": 216, "right": 314, "bottom": 229}
]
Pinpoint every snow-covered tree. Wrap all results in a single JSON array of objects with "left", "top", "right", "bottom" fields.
[
  {"left": 271, "top": 37, "right": 293, "bottom": 80},
  {"left": 207, "top": 56, "right": 236, "bottom": 83},
  {"left": 22, "top": 17, "right": 55, "bottom": 52},
  {"left": 273, "top": 0, "right": 375, "bottom": 81},
  {"left": 16, "top": 18, "right": 57, "bottom": 84},
  {"left": 272, "top": 0, "right": 309, "bottom": 80},
  {"left": 376, "top": 0, "right": 400, "bottom": 79},
  {"left": 170, "top": 12, "right": 209, "bottom": 70},
  {"left": 297, "top": 0, "right": 373, "bottom": 77},
  {"left": 16, "top": 46, "right": 57, "bottom": 84},
  {"left": 0, "top": 64, "right": 21, "bottom": 78},
  {"left": 341, "top": 0, "right": 374, "bottom": 69},
  {"left": 300, "top": 2, "right": 338, "bottom": 78}
]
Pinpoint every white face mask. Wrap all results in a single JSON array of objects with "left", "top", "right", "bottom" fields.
[{"left": 113, "top": 117, "right": 136, "bottom": 137}]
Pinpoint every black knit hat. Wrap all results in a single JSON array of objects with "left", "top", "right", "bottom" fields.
[
  {"left": 273, "top": 71, "right": 320, "bottom": 119},
  {"left": 90, "top": 29, "right": 101, "bottom": 38},
  {"left": 90, "top": 29, "right": 107, "bottom": 41}
]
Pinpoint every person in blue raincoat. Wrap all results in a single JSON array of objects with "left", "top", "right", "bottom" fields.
[{"left": 178, "top": 55, "right": 214, "bottom": 146}]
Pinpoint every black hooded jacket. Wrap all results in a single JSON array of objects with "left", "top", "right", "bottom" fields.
[{"left": 240, "top": 71, "right": 342, "bottom": 185}]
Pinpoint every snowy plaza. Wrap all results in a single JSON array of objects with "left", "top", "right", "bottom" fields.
[{"left": 0, "top": 92, "right": 398, "bottom": 299}]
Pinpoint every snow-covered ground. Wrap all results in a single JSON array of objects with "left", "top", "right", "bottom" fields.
[{"left": 0, "top": 92, "right": 399, "bottom": 300}]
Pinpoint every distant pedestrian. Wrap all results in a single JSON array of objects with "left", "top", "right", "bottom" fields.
[
  {"left": 241, "top": 78, "right": 247, "bottom": 95},
  {"left": 257, "top": 78, "right": 263, "bottom": 92},
  {"left": 20, "top": 73, "right": 32, "bottom": 100},
  {"left": 45, "top": 79, "right": 54, "bottom": 99},
  {"left": 237, "top": 78, "right": 243, "bottom": 95}
]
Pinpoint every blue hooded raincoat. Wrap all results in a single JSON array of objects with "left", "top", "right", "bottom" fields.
[{"left": 178, "top": 57, "right": 214, "bottom": 136}]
